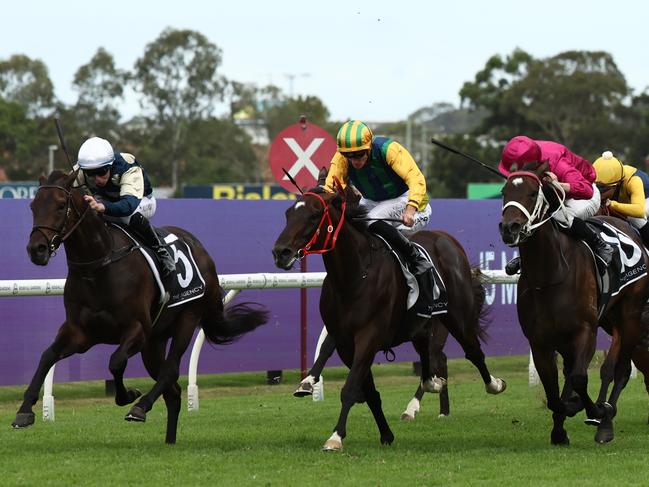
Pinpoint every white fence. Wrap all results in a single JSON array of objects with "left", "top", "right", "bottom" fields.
[{"left": 1, "top": 270, "right": 518, "bottom": 420}]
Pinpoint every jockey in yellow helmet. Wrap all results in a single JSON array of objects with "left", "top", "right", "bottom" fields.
[
  {"left": 594, "top": 150, "right": 649, "bottom": 246},
  {"left": 326, "top": 120, "right": 434, "bottom": 317}
]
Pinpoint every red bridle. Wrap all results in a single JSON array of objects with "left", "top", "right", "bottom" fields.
[{"left": 299, "top": 191, "right": 347, "bottom": 257}]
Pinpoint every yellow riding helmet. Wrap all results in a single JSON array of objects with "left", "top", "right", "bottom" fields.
[
  {"left": 336, "top": 120, "right": 373, "bottom": 153},
  {"left": 593, "top": 151, "right": 624, "bottom": 185}
]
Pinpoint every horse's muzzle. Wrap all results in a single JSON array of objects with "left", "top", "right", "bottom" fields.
[
  {"left": 27, "top": 241, "right": 50, "bottom": 266},
  {"left": 272, "top": 246, "right": 297, "bottom": 270},
  {"left": 499, "top": 220, "right": 522, "bottom": 246}
]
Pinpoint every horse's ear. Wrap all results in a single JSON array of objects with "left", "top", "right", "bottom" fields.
[
  {"left": 64, "top": 168, "right": 80, "bottom": 188},
  {"left": 317, "top": 167, "right": 328, "bottom": 187},
  {"left": 510, "top": 162, "right": 519, "bottom": 172},
  {"left": 331, "top": 175, "right": 345, "bottom": 197},
  {"left": 38, "top": 174, "right": 47, "bottom": 186},
  {"left": 538, "top": 160, "right": 550, "bottom": 176}
]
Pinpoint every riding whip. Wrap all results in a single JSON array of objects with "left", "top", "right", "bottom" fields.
[
  {"left": 430, "top": 137, "right": 506, "bottom": 180},
  {"left": 54, "top": 117, "right": 75, "bottom": 172}
]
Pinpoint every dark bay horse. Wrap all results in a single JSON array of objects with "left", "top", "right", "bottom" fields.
[
  {"left": 272, "top": 178, "right": 506, "bottom": 451},
  {"left": 16, "top": 170, "right": 267, "bottom": 443},
  {"left": 499, "top": 161, "right": 649, "bottom": 444}
]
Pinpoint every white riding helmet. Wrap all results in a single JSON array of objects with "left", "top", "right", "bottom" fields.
[{"left": 77, "top": 137, "right": 115, "bottom": 170}]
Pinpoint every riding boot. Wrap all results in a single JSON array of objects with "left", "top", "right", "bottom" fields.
[
  {"left": 369, "top": 220, "right": 434, "bottom": 317},
  {"left": 568, "top": 217, "right": 614, "bottom": 266},
  {"left": 129, "top": 212, "right": 176, "bottom": 277},
  {"left": 639, "top": 223, "right": 649, "bottom": 249},
  {"left": 505, "top": 256, "right": 521, "bottom": 275}
]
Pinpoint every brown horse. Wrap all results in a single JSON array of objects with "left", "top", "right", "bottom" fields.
[
  {"left": 499, "top": 161, "right": 649, "bottom": 444},
  {"left": 272, "top": 177, "right": 506, "bottom": 451},
  {"left": 16, "top": 170, "right": 267, "bottom": 443}
]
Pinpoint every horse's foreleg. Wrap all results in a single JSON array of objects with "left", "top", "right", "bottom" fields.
[
  {"left": 362, "top": 371, "right": 394, "bottom": 445},
  {"left": 109, "top": 324, "right": 146, "bottom": 406},
  {"left": 295, "top": 332, "right": 336, "bottom": 397},
  {"left": 323, "top": 338, "right": 378, "bottom": 452},
  {"left": 532, "top": 345, "right": 568, "bottom": 445},
  {"left": 13, "top": 323, "right": 90, "bottom": 428}
]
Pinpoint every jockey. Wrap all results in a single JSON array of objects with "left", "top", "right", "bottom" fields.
[
  {"left": 74, "top": 136, "right": 176, "bottom": 277},
  {"left": 594, "top": 150, "right": 649, "bottom": 246},
  {"left": 499, "top": 135, "right": 614, "bottom": 275},
  {"left": 325, "top": 120, "right": 434, "bottom": 317}
]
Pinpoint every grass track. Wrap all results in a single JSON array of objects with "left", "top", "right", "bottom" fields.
[{"left": 0, "top": 354, "right": 648, "bottom": 486}]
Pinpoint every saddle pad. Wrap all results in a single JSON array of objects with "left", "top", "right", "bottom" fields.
[
  {"left": 585, "top": 219, "right": 647, "bottom": 317},
  {"left": 111, "top": 224, "right": 206, "bottom": 307},
  {"left": 375, "top": 235, "right": 448, "bottom": 316}
]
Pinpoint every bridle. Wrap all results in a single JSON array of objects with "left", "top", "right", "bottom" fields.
[
  {"left": 297, "top": 191, "right": 347, "bottom": 258},
  {"left": 501, "top": 170, "right": 566, "bottom": 244},
  {"left": 30, "top": 184, "right": 90, "bottom": 255}
]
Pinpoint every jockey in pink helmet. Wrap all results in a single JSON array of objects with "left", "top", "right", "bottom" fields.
[{"left": 499, "top": 135, "right": 613, "bottom": 275}]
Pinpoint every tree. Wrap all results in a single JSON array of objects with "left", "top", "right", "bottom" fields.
[
  {"left": 72, "top": 48, "right": 126, "bottom": 137},
  {"left": 461, "top": 49, "right": 632, "bottom": 157},
  {"left": 132, "top": 28, "right": 227, "bottom": 190},
  {"left": 0, "top": 98, "right": 43, "bottom": 179},
  {"left": 0, "top": 54, "right": 55, "bottom": 117}
]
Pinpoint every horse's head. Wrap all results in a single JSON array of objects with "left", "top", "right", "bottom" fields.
[
  {"left": 499, "top": 160, "right": 557, "bottom": 246},
  {"left": 272, "top": 179, "right": 349, "bottom": 270},
  {"left": 27, "top": 169, "right": 85, "bottom": 265}
]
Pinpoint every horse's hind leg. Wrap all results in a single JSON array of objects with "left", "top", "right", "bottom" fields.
[
  {"left": 109, "top": 325, "right": 146, "bottom": 406},
  {"left": 126, "top": 319, "right": 194, "bottom": 444},
  {"left": 13, "top": 323, "right": 90, "bottom": 428},
  {"left": 443, "top": 314, "right": 506, "bottom": 394}
]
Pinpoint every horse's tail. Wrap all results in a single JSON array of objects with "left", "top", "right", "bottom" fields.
[
  {"left": 470, "top": 267, "right": 490, "bottom": 343},
  {"left": 201, "top": 301, "right": 269, "bottom": 345}
]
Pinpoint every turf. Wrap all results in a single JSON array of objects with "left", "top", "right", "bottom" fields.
[{"left": 0, "top": 354, "right": 647, "bottom": 486}]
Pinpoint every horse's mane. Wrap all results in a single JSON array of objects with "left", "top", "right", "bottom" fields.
[{"left": 307, "top": 186, "right": 371, "bottom": 234}]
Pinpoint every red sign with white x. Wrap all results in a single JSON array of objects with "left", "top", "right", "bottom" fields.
[{"left": 268, "top": 122, "right": 337, "bottom": 193}]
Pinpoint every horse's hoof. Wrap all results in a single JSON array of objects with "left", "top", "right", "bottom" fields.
[
  {"left": 12, "top": 412, "right": 35, "bottom": 429},
  {"left": 380, "top": 433, "right": 394, "bottom": 445},
  {"left": 438, "top": 413, "right": 448, "bottom": 418},
  {"left": 551, "top": 430, "right": 570, "bottom": 446},
  {"left": 116, "top": 389, "right": 142, "bottom": 407},
  {"left": 486, "top": 377, "right": 507, "bottom": 394},
  {"left": 422, "top": 376, "right": 446, "bottom": 393},
  {"left": 321, "top": 439, "right": 342, "bottom": 452},
  {"left": 293, "top": 382, "right": 313, "bottom": 397},
  {"left": 124, "top": 405, "right": 146, "bottom": 422},
  {"left": 400, "top": 412, "right": 415, "bottom": 421}
]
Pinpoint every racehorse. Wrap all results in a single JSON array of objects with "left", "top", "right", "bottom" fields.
[
  {"left": 16, "top": 170, "right": 268, "bottom": 444},
  {"left": 499, "top": 161, "right": 649, "bottom": 444},
  {"left": 294, "top": 326, "right": 451, "bottom": 420},
  {"left": 272, "top": 174, "right": 506, "bottom": 451}
]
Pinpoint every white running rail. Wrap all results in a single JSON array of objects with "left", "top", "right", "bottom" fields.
[{"left": 0, "top": 270, "right": 518, "bottom": 419}]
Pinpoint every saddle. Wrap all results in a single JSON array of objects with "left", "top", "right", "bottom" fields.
[{"left": 374, "top": 235, "right": 448, "bottom": 318}]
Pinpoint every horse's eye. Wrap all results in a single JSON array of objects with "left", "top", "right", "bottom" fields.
[
  {"left": 310, "top": 214, "right": 320, "bottom": 223},
  {"left": 58, "top": 203, "right": 66, "bottom": 211}
]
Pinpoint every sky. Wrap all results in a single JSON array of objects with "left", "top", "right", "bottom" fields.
[{"left": 2, "top": 0, "right": 648, "bottom": 123}]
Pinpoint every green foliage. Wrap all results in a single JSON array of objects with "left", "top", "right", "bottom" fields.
[
  {"left": 0, "top": 54, "right": 55, "bottom": 117},
  {"left": 72, "top": 47, "right": 126, "bottom": 137}
]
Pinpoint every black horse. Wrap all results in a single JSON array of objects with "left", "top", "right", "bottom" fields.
[
  {"left": 499, "top": 161, "right": 649, "bottom": 444},
  {"left": 16, "top": 170, "right": 268, "bottom": 443},
  {"left": 272, "top": 175, "right": 505, "bottom": 451}
]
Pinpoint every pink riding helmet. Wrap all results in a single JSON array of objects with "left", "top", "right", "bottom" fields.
[{"left": 498, "top": 136, "right": 542, "bottom": 176}]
